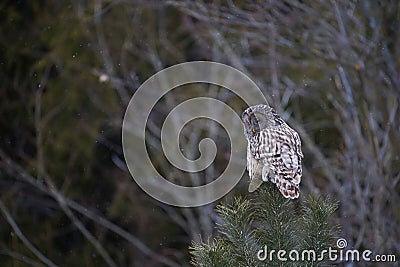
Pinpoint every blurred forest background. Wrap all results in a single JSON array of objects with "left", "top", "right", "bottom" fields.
[{"left": 0, "top": 0, "right": 399, "bottom": 266}]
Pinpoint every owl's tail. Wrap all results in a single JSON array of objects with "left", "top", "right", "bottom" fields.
[{"left": 275, "top": 178, "right": 300, "bottom": 199}]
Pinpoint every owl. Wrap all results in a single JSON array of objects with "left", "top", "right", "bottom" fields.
[{"left": 241, "top": 104, "right": 303, "bottom": 199}]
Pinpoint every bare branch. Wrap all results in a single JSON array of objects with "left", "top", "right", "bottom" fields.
[
  {"left": 0, "top": 200, "right": 58, "bottom": 267},
  {"left": 0, "top": 149, "right": 181, "bottom": 267}
]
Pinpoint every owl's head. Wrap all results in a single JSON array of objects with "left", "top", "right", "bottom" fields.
[{"left": 241, "top": 104, "right": 282, "bottom": 139}]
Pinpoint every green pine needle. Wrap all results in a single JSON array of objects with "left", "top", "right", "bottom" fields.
[{"left": 190, "top": 184, "right": 340, "bottom": 267}]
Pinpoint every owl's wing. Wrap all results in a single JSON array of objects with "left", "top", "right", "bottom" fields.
[
  {"left": 292, "top": 129, "right": 304, "bottom": 159},
  {"left": 279, "top": 142, "right": 302, "bottom": 185},
  {"left": 260, "top": 127, "right": 303, "bottom": 186}
]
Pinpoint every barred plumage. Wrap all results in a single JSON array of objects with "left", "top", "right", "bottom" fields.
[{"left": 242, "top": 104, "right": 303, "bottom": 199}]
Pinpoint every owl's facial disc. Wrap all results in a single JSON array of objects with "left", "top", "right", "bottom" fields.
[
  {"left": 250, "top": 115, "right": 261, "bottom": 135},
  {"left": 257, "top": 110, "right": 275, "bottom": 129}
]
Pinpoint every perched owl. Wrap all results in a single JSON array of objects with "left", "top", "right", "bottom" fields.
[{"left": 241, "top": 104, "right": 303, "bottom": 199}]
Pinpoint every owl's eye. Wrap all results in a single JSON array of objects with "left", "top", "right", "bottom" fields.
[{"left": 252, "top": 128, "right": 257, "bottom": 134}]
